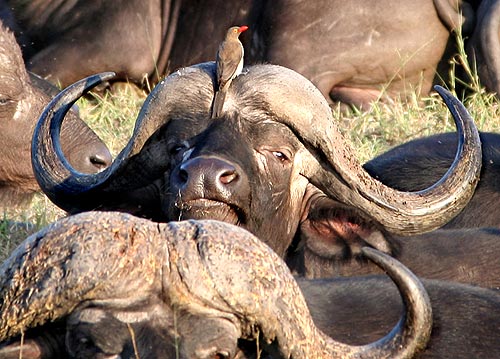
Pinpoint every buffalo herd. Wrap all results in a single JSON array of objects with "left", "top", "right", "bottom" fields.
[
  {"left": 0, "top": 1, "right": 499, "bottom": 358},
  {"left": 0, "top": 0, "right": 499, "bottom": 108},
  {"left": 0, "top": 61, "right": 496, "bottom": 358}
]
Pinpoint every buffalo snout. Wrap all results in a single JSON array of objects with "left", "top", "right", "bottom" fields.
[
  {"left": 176, "top": 156, "right": 247, "bottom": 200},
  {"left": 65, "top": 144, "right": 113, "bottom": 174},
  {"left": 167, "top": 155, "right": 251, "bottom": 224}
]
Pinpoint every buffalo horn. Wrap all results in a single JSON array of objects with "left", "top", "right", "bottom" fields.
[
  {"left": 252, "top": 63, "right": 482, "bottom": 235},
  {"left": 32, "top": 65, "right": 482, "bottom": 236},
  {"left": 306, "top": 85, "right": 482, "bottom": 235},
  {"left": 31, "top": 68, "right": 193, "bottom": 213}
]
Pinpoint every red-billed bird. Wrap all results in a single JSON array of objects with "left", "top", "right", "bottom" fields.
[{"left": 212, "top": 25, "right": 248, "bottom": 118}]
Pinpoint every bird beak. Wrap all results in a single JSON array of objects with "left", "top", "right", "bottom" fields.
[{"left": 238, "top": 25, "right": 249, "bottom": 33}]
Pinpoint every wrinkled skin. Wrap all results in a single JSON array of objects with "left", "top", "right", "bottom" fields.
[
  {"left": 4, "top": 0, "right": 497, "bottom": 108},
  {"left": 0, "top": 23, "right": 111, "bottom": 204},
  {"left": 0, "top": 212, "right": 432, "bottom": 359}
]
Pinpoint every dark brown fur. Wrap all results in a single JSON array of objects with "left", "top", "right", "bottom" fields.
[{"left": 5, "top": 0, "right": 497, "bottom": 108}]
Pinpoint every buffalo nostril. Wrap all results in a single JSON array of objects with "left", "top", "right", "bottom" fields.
[
  {"left": 178, "top": 167, "right": 189, "bottom": 183},
  {"left": 219, "top": 170, "right": 238, "bottom": 184},
  {"left": 89, "top": 149, "right": 113, "bottom": 170},
  {"left": 177, "top": 157, "right": 242, "bottom": 192},
  {"left": 89, "top": 154, "right": 111, "bottom": 170}
]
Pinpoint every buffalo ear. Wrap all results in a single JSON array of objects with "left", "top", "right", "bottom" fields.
[
  {"left": 298, "top": 197, "right": 395, "bottom": 260},
  {"left": 0, "top": 322, "right": 67, "bottom": 359}
]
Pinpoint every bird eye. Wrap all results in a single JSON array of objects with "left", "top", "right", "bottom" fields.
[
  {"left": 170, "top": 145, "right": 184, "bottom": 155},
  {"left": 168, "top": 143, "right": 187, "bottom": 156}
]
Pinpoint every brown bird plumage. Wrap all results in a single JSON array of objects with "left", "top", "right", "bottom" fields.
[{"left": 212, "top": 25, "right": 248, "bottom": 118}]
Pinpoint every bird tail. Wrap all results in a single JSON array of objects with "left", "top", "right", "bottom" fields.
[{"left": 211, "top": 89, "right": 227, "bottom": 118}]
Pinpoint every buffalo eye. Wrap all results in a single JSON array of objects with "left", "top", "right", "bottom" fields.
[
  {"left": 272, "top": 151, "right": 289, "bottom": 162},
  {"left": 0, "top": 96, "right": 12, "bottom": 105},
  {"left": 214, "top": 351, "right": 230, "bottom": 359},
  {"left": 167, "top": 142, "right": 189, "bottom": 162}
]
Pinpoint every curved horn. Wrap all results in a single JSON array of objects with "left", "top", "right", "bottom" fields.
[
  {"left": 0, "top": 213, "right": 431, "bottom": 358},
  {"left": 240, "top": 65, "right": 481, "bottom": 236},
  {"left": 34, "top": 64, "right": 482, "bottom": 236},
  {"left": 32, "top": 72, "right": 117, "bottom": 210},
  {"left": 185, "top": 222, "right": 432, "bottom": 358},
  {"left": 306, "top": 85, "right": 482, "bottom": 235},
  {"left": 32, "top": 64, "right": 216, "bottom": 213}
]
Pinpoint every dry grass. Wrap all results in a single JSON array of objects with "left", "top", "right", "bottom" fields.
[
  {"left": 2, "top": 37, "right": 500, "bottom": 261},
  {"left": 0, "top": 84, "right": 145, "bottom": 261},
  {"left": 338, "top": 88, "right": 500, "bottom": 163}
]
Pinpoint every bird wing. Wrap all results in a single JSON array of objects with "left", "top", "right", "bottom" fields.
[{"left": 216, "top": 41, "right": 243, "bottom": 89}]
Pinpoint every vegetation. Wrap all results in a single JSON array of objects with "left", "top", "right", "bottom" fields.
[
  {"left": 0, "top": 85, "right": 144, "bottom": 261},
  {"left": 2, "top": 35, "right": 500, "bottom": 261}
]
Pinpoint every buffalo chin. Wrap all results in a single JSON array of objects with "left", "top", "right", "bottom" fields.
[{"left": 173, "top": 199, "right": 242, "bottom": 225}]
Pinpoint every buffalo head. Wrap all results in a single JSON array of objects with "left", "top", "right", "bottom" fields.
[
  {"left": 31, "top": 62, "right": 481, "bottom": 269},
  {"left": 0, "top": 23, "right": 111, "bottom": 204},
  {"left": 0, "top": 212, "right": 432, "bottom": 358}
]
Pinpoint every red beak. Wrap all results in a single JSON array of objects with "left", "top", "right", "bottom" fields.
[{"left": 238, "top": 25, "right": 249, "bottom": 33}]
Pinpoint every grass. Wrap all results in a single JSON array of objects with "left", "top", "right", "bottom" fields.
[
  {"left": 338, "top": 88, "right": 500, "bottom": 163},
  {"left": 0, "top": 84, "right": 144, "bottom": 261},
  {"left": 2, "top": 33, "right": 500, "bottom": 261}
]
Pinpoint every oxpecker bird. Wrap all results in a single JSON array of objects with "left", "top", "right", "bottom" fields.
[{"left": 212, "top": 25, "right": 248, "bottom": 118}]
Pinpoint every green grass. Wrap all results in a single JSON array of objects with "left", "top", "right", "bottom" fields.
[{"left": 2, "top": 37, "right": 500, "bottom": 261}]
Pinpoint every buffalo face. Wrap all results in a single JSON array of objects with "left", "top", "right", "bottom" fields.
[
  {"left": 31, "top": 63, "right": 482, "bottom": 272},
  {"left": 162, "top": 114, "right": 312, "bottom": 257}
]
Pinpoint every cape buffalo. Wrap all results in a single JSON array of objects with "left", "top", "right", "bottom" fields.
[
  {"left": 297, "top": 276, "right": 500, "bottom": 359},
  {"left": 0, "top": 22, "right": 111, "bottom": 204},
  {"left": 4, "top": 0, "right": 494, "bottom": 108},
  {"left": 30, "top": 63, "right": 483, "bottom": 277},
  {"left": 0, "top": 212, "right": 432, "bottom": 359}
]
